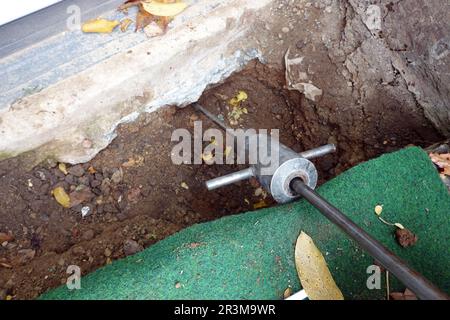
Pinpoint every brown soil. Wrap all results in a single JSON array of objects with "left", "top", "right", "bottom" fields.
[{"left": 0, "top": 61, "right": 442, "bottom": 299}]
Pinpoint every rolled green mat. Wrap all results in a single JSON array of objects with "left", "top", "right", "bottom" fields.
[{"left": 40, "top": 147, "right": 450, "bottom": 300}]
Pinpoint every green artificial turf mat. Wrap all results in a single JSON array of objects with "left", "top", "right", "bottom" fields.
[{"left": 40, "top": 147, "right": 450, "bottom": 300}]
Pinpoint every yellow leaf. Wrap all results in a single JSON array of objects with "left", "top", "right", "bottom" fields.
[
  {"left": 58, "top": 163, "right": 68, "bottom": 175},
  {"left": 236, "top": 90, "right": 248, "bottom": 102},
  {"left": 180, "top": 182, "right": 189, "bottom": 190},
  {"left": 142, "top": 1, "right": 188, "bottom": 17},
  {"left": 53, "top": 187, "right": 71, "bottom": 208},
  {"left": 229, "top": 90, "right": 248, "bottom": 108},
  {"left": 253, "top": 200, "right": 268, "bottom": 209},
  {"left": 295, "top": 231, "right": 344, "bottom": 300},
  {"left": 82, "top": 18, "right": 119, "bottom": 33}
]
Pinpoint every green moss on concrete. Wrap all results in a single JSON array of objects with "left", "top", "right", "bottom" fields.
[{"left": 40, "top": 147, "right": 450, "bottom": 300}]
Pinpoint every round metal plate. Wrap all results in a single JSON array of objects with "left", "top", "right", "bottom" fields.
[{"left": 270, "top": 157, "right": 318, "bottom": 204}]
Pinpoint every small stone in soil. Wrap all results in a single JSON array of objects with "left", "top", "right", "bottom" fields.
[
  {"left": 395, "top": 228, "right": 418, "bottom": 247},
  {"left": 123, "top": 239, "right": 143, "bottom": 256},
  {"left": 104, "top": 248, "right": 112, "bottom": 257},
  {"left": 104, "top": 203, "right": 119, "bottom": 213},
  {"left": 16, "top": 249, "right": 36, "bottom": 265},
  {"left": 111, "top": 168, "right": 123, "bottom": 184},
  {"left": 81, "top": 229, "right": 95, "bottom": 241},
  {"left": 78, "top": 176, "right": 90, "bottom": 186},
  {"left": 97, "top": 204, "right": 104, "bottom": 214},
  {"left": 64, "top": 175, "right": 76, "bottom": 185},
  {"left": 81, "top": 206, "right": 92, "bottom": 218},
  {"left": 68, "top": 165, "right": 85, "bottom": 177},
  {"left": 90, "top": 180, "right": 102, "bottom": 188},
  {"left": 72, "top": 246, "right": 85, "bottom": 255}
]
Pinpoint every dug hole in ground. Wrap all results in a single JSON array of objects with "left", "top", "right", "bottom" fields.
[{"left": 0, "top": 0, "right": 449, "bottom": 299}]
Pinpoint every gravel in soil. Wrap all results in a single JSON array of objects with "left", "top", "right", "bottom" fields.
[{"left": 0, "top": 61, "right": 442, "bottom": 299}]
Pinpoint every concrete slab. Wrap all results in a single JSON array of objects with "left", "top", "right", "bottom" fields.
[{"left": 0, "top": 0, "right": 272, "bottom": 163}]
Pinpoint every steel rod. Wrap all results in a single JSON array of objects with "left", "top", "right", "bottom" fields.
[
  {"left": 299, "top": 144, "right": 336, "bottom": 160},
  {"left": 290, "top": 178, "right": 449, "bottom": 300},
  {"left": 206, "top": 167, "right": 254, "bottom": 191}
]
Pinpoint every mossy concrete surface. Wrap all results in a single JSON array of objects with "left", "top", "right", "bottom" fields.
[{"left": 40, "top": 147, "right": 450, "bottom": 300}]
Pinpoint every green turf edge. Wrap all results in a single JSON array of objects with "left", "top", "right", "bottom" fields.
[{"left": 40, "top": 147, "right": 450, "bottom": 300}]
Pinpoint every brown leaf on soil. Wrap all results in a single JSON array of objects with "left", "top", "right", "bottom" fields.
[{"left": 395, "top": 228, "right": 418, "bottom": 248}]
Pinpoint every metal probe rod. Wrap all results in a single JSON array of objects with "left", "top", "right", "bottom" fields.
[
  {"left": 194, "top": 104, "right": 230, "bottom": 131},
  {"left": 290, "top": 178, "right": 449, "bottom": 300}
]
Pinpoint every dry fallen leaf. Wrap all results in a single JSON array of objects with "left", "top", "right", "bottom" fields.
[
  {"left": 180, "top": 182, "right": 189, "bottom": 190},
  {"left": 53, "top": 187, "right": 71, "bottom": 208},
  {"left": 253, "top": 200, "right": 268, "bottom": 209},
  {"left": 142, "top": 1, "right": 188, "bottom": 17},
  {"left": 283, "top": 287, "right": 293, "bottom": 299},
  {"left": 58, "top": 163, "right": 68, "bottom": 175},
  {"left": 227, "top": 90, "right": 248, "bottom": 125},
  {"left": 229, "top": 90, "right": 248, "bottom": 108},
  {"left": 429, "top": 153, "right": 450, "bottom": 176},
  {"left": 395, "top": 228, "right": 418, "bottom": 248},
  {"left": 82, "top": 18, "right": 119, "bottom": 33},
  {"left": 295, "top": 231, "right": 344, "bottom": 300}
]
